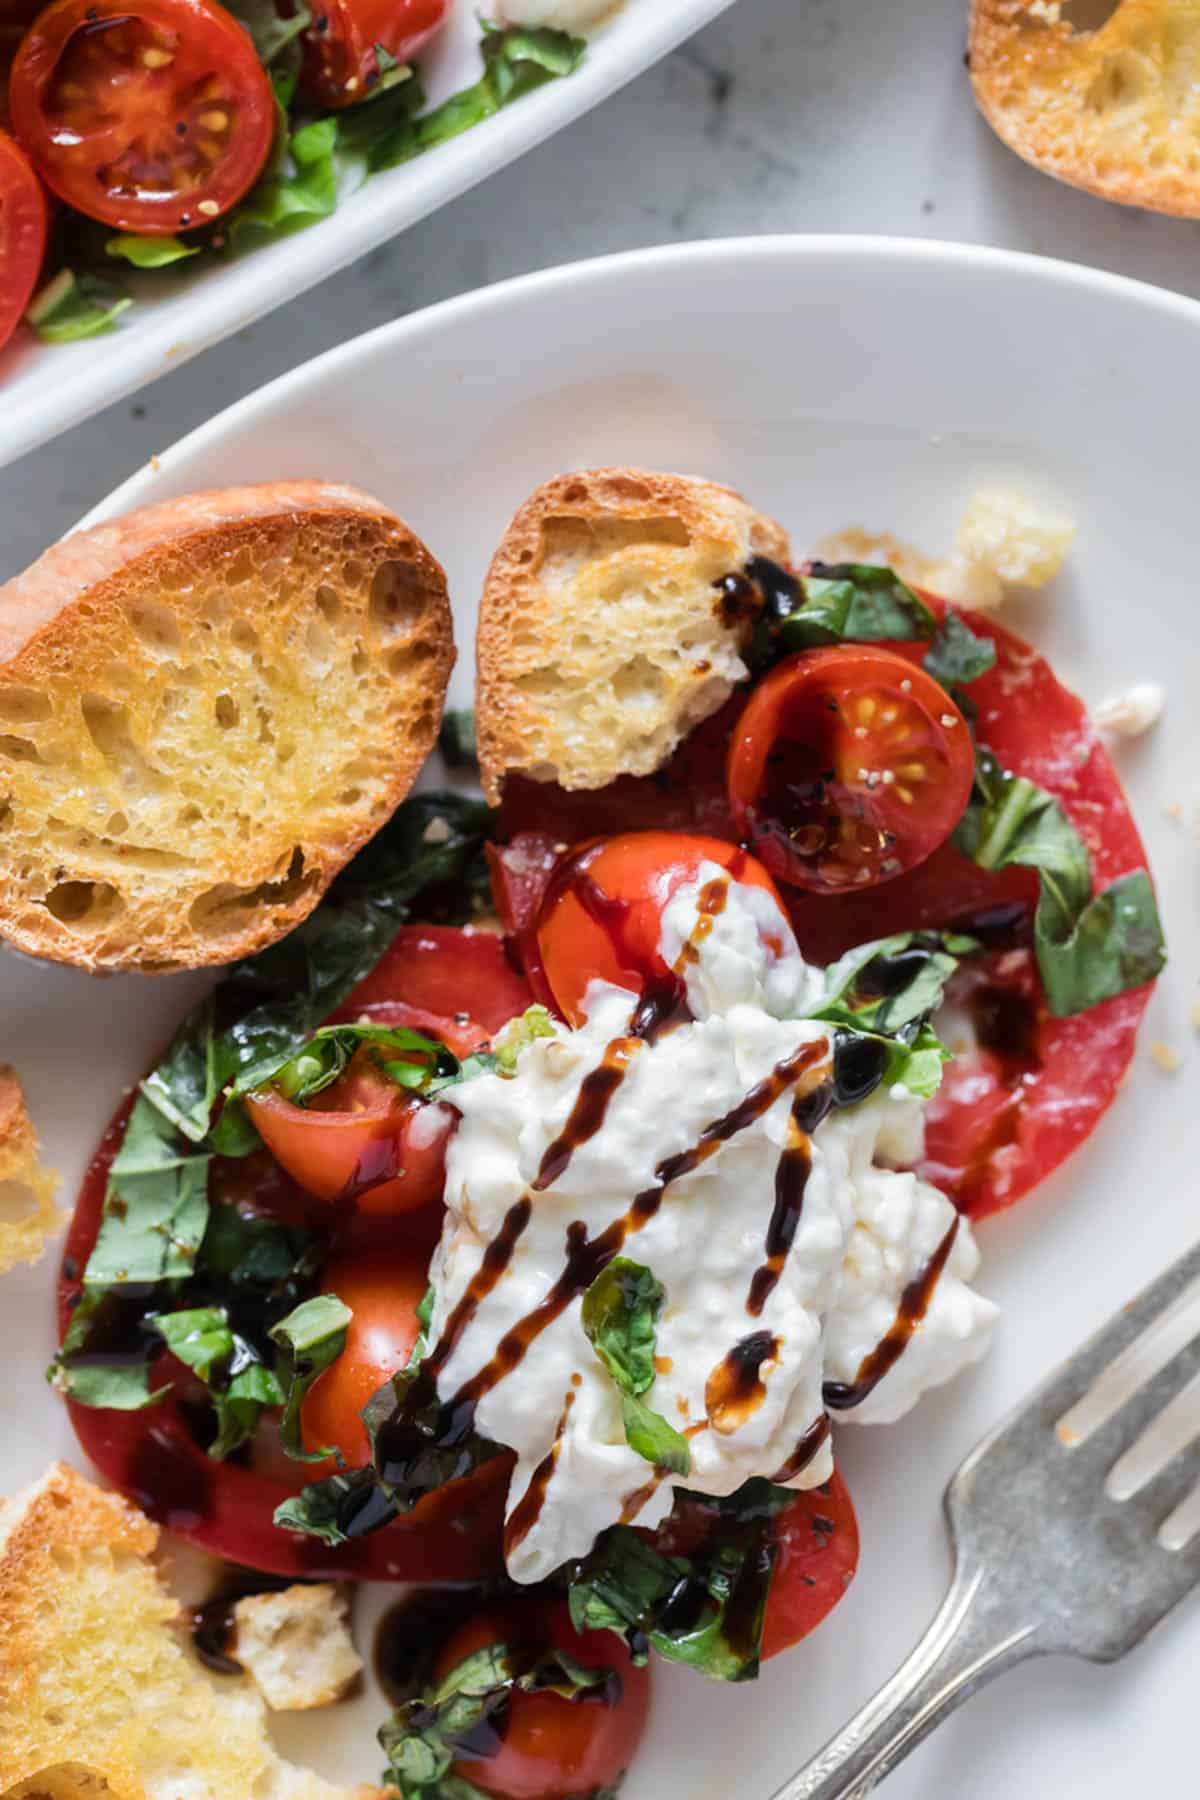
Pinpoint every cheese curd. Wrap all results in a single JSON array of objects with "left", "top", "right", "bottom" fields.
[{"left": 431, "top": 867, "right": 997, "bottom": 1583}]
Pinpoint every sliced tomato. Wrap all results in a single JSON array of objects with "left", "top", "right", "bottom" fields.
[
  {"left": 58, "top": 1103, "right": 508, "bottom": 1581},
  {"left": 434, "top": 1599, "right": 651, "bottom": 1800},
  {"left": 727, "top": 647, "right": 974, "bottom": 894},
  {"left": 0, "top": 126, "right": 47, "bottom": 351},
  {"left": 300, "top": 0, "right": 448, "bottom": 109},
  {"left": 10, "top": 0, "right": 274, "bottom": 233},
  {"left": 300, "top": 1249, "right": 427, "bottom": 1466},
  {"left": 246, "top": 1056, "right": 456, "bottom": 1219},
  {"left": 760, "top": 1469, "right": 859, "bottom": 1658},
  {"left": 334, "top": 923, "right": 532, "bottom": 1037},
  {"left": 536, "top": 831, "right": 785, "bottom": 1028}
]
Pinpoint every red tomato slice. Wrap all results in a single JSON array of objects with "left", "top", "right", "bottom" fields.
[
  {"left": 300, "top": 1249, "right": 427, "bottom": 1467},
  {"left": 58, "top": 1103, "right": 508, "bottom": 1581},
  {"left": 334, "top": 923, "right": 532, "bottom": 1037},
  {"left": 10, "top": 0, "right": 274, "bottom": 233},
  {"left": 246, "top": 1067, "right": 456, "bottom": 1219},
  {"left": 435, "top": 1599, "right": 651, "bottom": 1800},
  {"left": 300, "top": 0, "right": 448, "bottom": 109},
  {"left": 0, "top": 126, "right": 47, "bottom": 352},
  {"left": 727, "top": 647, "right": 975, "bottom": 893},
  {"left": 761, "top": 1469, "right": 860, "bottom": 1659},
  {"left": 536, "top": 831, "right": 784, "bottom": 1028}
]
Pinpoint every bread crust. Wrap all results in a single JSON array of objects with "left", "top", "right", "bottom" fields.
[
  {"left": 970, "top": 0, "right": 1200, "bottom": 217},
  {"left": 0, "top": 1462, "right": 380, "bottom": 1800},
  {"left": 0, "top": 482, "right": 453, "bottom": 974},
  {"left": 0, "top": 1065, "right": 59, "bottom": 1277},
  {"left": 476, "top": 467, "right": 789, "bottom": 802}
]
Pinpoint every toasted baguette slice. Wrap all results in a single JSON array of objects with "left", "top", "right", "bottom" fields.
[
  {"left": 0, "top": 1066, "right": 60, "bottom": 1278},
  {"left": 0, "top": 482, "right": 453, "bottom": 974},
  {"left": 475, "top": 468, "right": 789, "bottom": 801},
  {"left": 0, "top": 1463, "right": 379, "bottom": 1800},
  {"left": 970, "top": 0, "right": 1200, "bottom": 217}
]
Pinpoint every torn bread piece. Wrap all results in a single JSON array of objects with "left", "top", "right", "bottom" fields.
[
  {"left": 815, "top": 486, "right": 1075, "bottom": 613},
  {"left": 0, "top": 1066, "right": 60, "bottom": 1277},
  {"left": 970, "top": 0, "right": 1200, "bottom": 218},
  {"left": 233, "top": 1584, "right": 363, "bottom": 1712},
  {"left": 475, "top": 467, "right": 789, "bottom": 801},
  {"left": 0, "top": 1462, "right": 380, "bottom": 1800},
  {"left": 0, "top": 482, "right": 453, "bottom": 975}
]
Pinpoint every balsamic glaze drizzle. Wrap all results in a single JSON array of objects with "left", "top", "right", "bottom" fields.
[{"left": 824, "top": 1215, "right": 961, "bottom": 1412}]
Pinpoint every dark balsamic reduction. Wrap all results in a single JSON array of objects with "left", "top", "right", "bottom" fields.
[
  {"left": 190, "top": 1567, "right": 293, "bottom": 1675},
  {"left": 747, "top": 1093, "right": 815, "bottom": 1316},
  {"left": 127, "top": 1425, "right": 213, "bottom": 1531},
  {"left": 969, "top": 982, "right": 1040, "bottom": 1067},
  {"left": 502, "top": 1387, "right": 575, "bottom": 1559},
  {"left": 830, "top": 1030, "right": 891, "bottom": 1108},
  {"left": 824, "top": 1215, "right": 960, "bottom": 1412},
  {"left": 770, "top": 1413, "right": 831, "bottom": 1484},
  {"left": 705, "top": 1331, "right": 780, "bottom": 1433},
  {"left": 714, "top": 557, "right": 802, "bottom": 629},
  {"left": 850, "top": 946, "right": 932, "bottom": 1002},
  {"left": 951, "top": 899, "right": 1031, "bottom": 949},
  {"left": 373, "top": 1588, "right": 487, "bottom": 1706},
  {"left": 534, "top": 1039, "right": 641, "bottom": 1191}
]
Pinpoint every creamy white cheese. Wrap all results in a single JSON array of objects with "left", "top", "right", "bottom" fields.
[{"left": 432, "top": 866, "right": 997, "bottom": 1583}]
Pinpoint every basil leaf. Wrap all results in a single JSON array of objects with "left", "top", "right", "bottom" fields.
[
  {"left": 775, "top": 562, "right": 936, "bottom": 653},
  {"left": 222, "top": 0, "right": 311, "bottom": 64},
  {"left": 567, "top": 1522, "right": 775, "bottom": 1682},
  {"left": 147, "top": 1304, "right": 285, "bottom": 1459},
  {"left": 26, "top": 269, "right": 132, "bottom": 342},
  {"left": 493, "top": 1005, "right": 557, "bottom": 1074},
  {"left": 148, "top": 1305, "right": 237, "bottom": 1383},
  {"left": 1034, "top": 868, "right": 1165, "bottom": 1017},
  {"left": 50, "top": 1358, "right": 165, "bottom": 1410},
  {"left": 883, "top": 1021, "right": 950, "bottom": 1100},
  {"left": 675, "top": 1475, "right": 798, "bottom": 1521},
  {"left": 955, "top": 747, "right": 1166, "bottom": 1015},
  {"left": 213, "top": 1359, "right": 287, "bottom": 1461},
  {"left": 621, "top": 1395, "right": 690, "bottom": 1474},
  {"left": 924, "top": 610, "right": 997, "bottom": 688},
  {"left": 810, "top": 931, "right": 975, "bottom": 1038},
  {"left": 269, "top": 1293, "right": 352, "bottom": 1460},
  {"left": 581, "top": 1259, "right": 661, "bottom": 1397},
  {"left": 380, "top": 1639, "right": 611, "bottom": 1794},
  {"left": 274, "top": 1464, "right": 390, "bottom": 1544},
  {"left": 230, "top": 110, "right": 342, "bottom": 240},
  {"left": 87, "top": 1096, "right": 211, "bottom": 1288},
  {"left": 582, "top": 1259, "right": 690, "bottom": 1475},
  {"left": 438, "top": 707, "right": 478, "bottom": 769},
  {"left": 105, "top": 234, "right": 200, "bottom": 269},
  {"left": 141, "top": 993, "right": 218, "bottom": 1142}
]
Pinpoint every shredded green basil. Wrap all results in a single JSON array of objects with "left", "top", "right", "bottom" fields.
[{"left": 581, "top": 1260, "right": 690, "bottom": 1476}]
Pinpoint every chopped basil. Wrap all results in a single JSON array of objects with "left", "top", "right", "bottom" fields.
[
  {"left": 566, "top": 1522, "right": 775, "bottom": 1683},
  {"left": 811, "top": 931, "right": 975, "bottom": 1038},
  {"left": 380, "top": 1639, "right": 611, "bottom": 1794},
  {"left": 105, "top": 234, "right": 200, "bottom": 269},
  {"left": 773, "top": 562, "right": 936, "bottom": 654},
  {"left": 269, "top": 1293, "right": 352, "bottom": 1460},
  {"left": 271, "top": 1021, "right": 493, "bottom": 1106},
  {"left": 493, "top": 1005, "right": 557, "bottom": 1074},
  {"left": 955, "top": 747, "right": 1166, "bottom": 1014},
  {"left": 582, "top": 1260, "right": 690, "bottom": 1477},
  {"left": 438, "top": 708, "right": 478, "bottom": 770},
  {"left": 147, "top": 1306, "right": 286, "bottom": 1459},
  {"left": 25, "top": 269, "right": 132, "bottom": 342},
  {"left": 924, "top": 609, "right": 997, "bottom": 688}
]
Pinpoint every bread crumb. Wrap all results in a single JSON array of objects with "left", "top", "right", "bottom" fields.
[
  {"left": 233, "top": 1584, "right": 362, "bottom": 1711},
  {"left": 422, "top": 815, "right": 452, "bottom": 845},
  {"left": 953, "top": 487, "right": 1076, "bottom": 589},
  {"left": 1165, "top": 801, "right": 1184, "bottom": 824},
  {"left": 1093, "top": 683, "right": 1165, "bottom": 739},
  {"left": 1149, "top": 1041, "right": 1182, "bottom": 1074},
  {"left": 0, "top": 1065, "right": 61, "bottom": 1276}
]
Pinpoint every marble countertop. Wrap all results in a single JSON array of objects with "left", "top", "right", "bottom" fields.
[{"left": 4, "top": 0, "right": 1200, "bottom": 570}]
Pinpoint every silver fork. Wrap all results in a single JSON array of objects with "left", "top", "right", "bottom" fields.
[{"left": 773, "top": 1238, "right": 1200, "bottom": 1800}]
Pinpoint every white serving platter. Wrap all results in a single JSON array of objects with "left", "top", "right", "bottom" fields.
[
  {"left": 4, "top": 237, "right": 1199, "bottom": 1797},
  {"left": 0, "top": 0, "right": 734, "bottom": 471}
]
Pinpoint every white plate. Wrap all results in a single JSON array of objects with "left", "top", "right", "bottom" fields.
[
  {"left": 0, "top": 0, "right": 733, "bottom": 471},
  {"left": 6, "top": 236, "right": 1199, "bottom": 1797}
]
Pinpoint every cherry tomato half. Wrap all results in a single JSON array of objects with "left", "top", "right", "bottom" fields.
[
  {"left": 301, "top": 0, "right": 448, "bottom": 109},
  {"left": 300, "top": 1249, "right": 427, "bottom": 1466},
  {"left": 727, "top": 647, "right": 975, "bottom": 895},
  {"left": 0, "top": 126, "right": 47, "bottom": 351},
  {"left": 760, "top": 1469, "right": 860, "bottom": 1658},
  {"left": 536, "top": 830, "right": 785, "bottom": 1027},
  {"left": 435, "top": 1599, "right": 651, "bottom": 1800},
  {"left": 10, "top": 0, "right": 274, "bottom": 233},
  {"left": 246, "top": 1048, "right": 456, "bottom": 1218}
]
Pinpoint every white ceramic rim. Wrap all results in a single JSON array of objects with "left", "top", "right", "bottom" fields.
[{"left": 83, "top": 232, "right": 1200, "bottom": 531}]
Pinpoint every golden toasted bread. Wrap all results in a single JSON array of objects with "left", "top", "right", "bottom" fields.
[
  {"left": 233, "top": 1584, "right": 363, "bottom": 1711},
  {"left": 0, "top": 1462, "right": 379, "bottom": 1800},
  {"left": 0, "top": 482, "right": 453, "bottom": 974},
  {"left": 0, "top": 1066, "right": 59, "bottom": 1277},
  {"left": 970, "top": 0, "right": 1200, "bottom": 216},
  {"left": 475, "top": 468, "right": 789, "bottom": 802}
]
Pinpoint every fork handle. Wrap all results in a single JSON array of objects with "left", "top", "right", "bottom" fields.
[{"left": 768, "top": 1565, "right": 1039, "bottom": 1800}]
